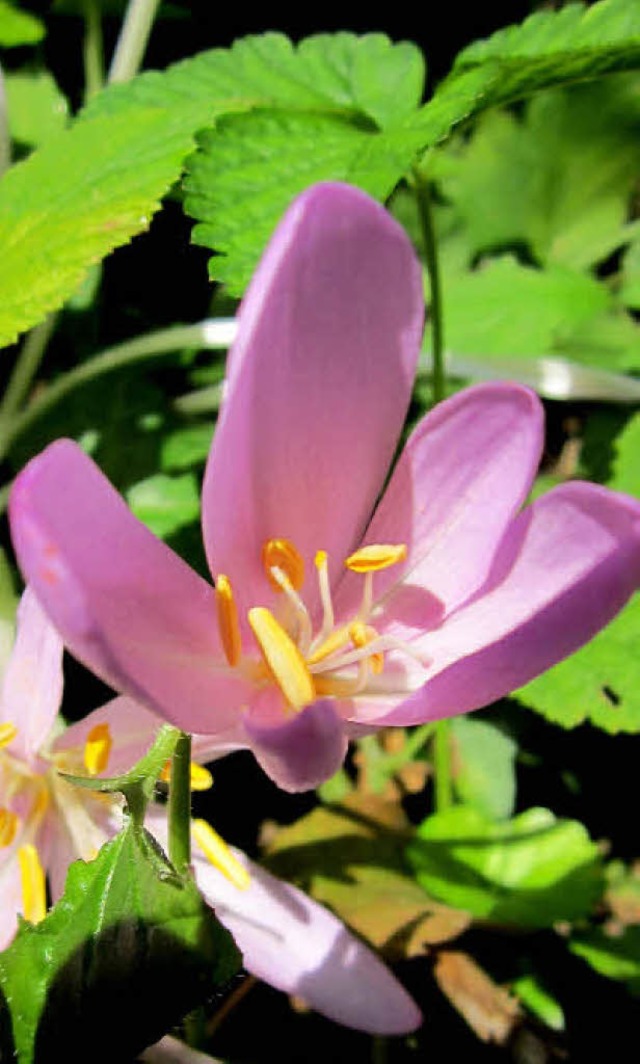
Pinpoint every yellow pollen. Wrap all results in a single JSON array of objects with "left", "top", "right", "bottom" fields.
[
  {"left": 192, "top": 819, "right": 251, "bottom": 891},
  {"left": 215, "top": 574, "right": 242, "bottom": 667},
  {"left": 248, "top": 607, "right": 315, "bottom": 711},
  {"left": 18, "top": 844, "right": 46, "bottom": 924},
  {"left": 345, "top": 543, "right": 407, "bottom": 573},
  {"left": 160, "top": 760, "right": 213, "bottom": 791},
  {"left": 349, "top": 622, "right": 384, "bottom": 674},
  {"left": 84, "top": 723, "right": 112, "bottom": 776},
  {"left": 0, "top": 722, "right": 17, "bottom": 748},
  {"left": 262, "top": 539, "right": 305, "bottom": 591},
  {"left": 0, "top": 808, "right": 18, "bottom": 848},
  {"left": 314, "top": 550, "right": 328, "bottom": 570}
]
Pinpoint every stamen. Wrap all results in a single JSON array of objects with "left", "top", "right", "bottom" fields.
[
  {"left": 216, "top": 574, "right": 241, "bottom": 667},
  {"left": 314, "top": 658, "right": 370, "bottom": 699},
  {"left": 192, "top": 819, "right": 251, "bottom": 891},
  {"left": 0, "top": 808, "right": 18, "bottom": 848},
  {"left": 268, "top": 565, "right": 313, "bottom": 652},
  {"left": 314, "top": 550, "right": 335, "bottom": 639},
  {"left": 160, "top": 760, "right": 213, "bottom": 791},
  {"left": 349, "top": 622, "right": 384, "bottom": 675},
  {"left": 248, "top": 607, "right": 315, "bottom": 711},
  {"left": 84, "top": 723, "right": 112, "bottom": 776},
  {"left": 307, "top": 624, "right": 351, "bottom": 666},
  {"left": 345, "top": 543, "right": 407, "bottom": 573},
  {"left": 0, "top": 722, "right": 17, "bottom": 748},
  {"left": 262, "top": 539, "right": 305, "bottom": 591},
  {"left": 18, "top": 844, "right": 46, "bottom": 924}
]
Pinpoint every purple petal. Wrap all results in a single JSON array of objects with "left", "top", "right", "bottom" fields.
[
  {"left": 202, "top": 182, "right": 424, "bottom": 621},
  {"left": 0, "top": 587, "right": 63, "bottom": 765},
  {"left": 376, "top": 481, "right": 640, "bottom": 725},
  {"left": 9, "top": 441, "right": 251, "bottom": 734},
  {"left": 53, "top": 696, "right": 165, "bottom": 776},
  {"left": 191, "top": 847, "right": 421, "bottom": 1034},
  {"left": 334, "top": 382, "right": 544, "bottom": 628},
  {"left": 243, "top": 695, "right": 348, "bottom": 792}
]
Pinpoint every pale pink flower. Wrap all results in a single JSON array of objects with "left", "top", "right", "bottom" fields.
[
  {"left": 9, "top": 183, "right": 640, "bottom": 793},
  {"left": 0, "top": 589, "right": 420, "bottom": 1034}
]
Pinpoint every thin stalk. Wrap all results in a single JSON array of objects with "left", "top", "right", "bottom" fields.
[
  {"left": 0, "top": 61, "right": 10, "bottom": 175},
  {"left": 412, "top": 166, "right": 445, "bottom": 406},
  {"left": 168, "top": 731, "right": 191, "bottom": 875},
  {"left": 0, "top": 322, "right": 228, "bottom": 462},
  {"left": 433, "top": 717, "right": 453, "bottom": 812},
  {"left": 82, "top": 0, "right": 104, "bottom": 100},
  {"left": 108, "top": 0, "right": 162, "bottom": 84},
  {"left": 0, "top": 315, "right": 57, "bottom": 458}
]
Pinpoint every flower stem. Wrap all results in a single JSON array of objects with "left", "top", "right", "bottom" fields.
[
  {"left": 168, "top": 731, "right": 192, "bottom": 875},
  {"left": 0, "top": 314, "right": 57, "bottom": 459},
  {"left": 412, "top": 165, "right": 445, "bottom": 406},
  {"left": 0, "top": 322, "right": 229, "bottom": 463},
  {"left": 433, "top": 717, "right": 454, "bottom": 812},
  {"left": 108, "top": 0, "right": 162, "bottom": 83},
  {"left": 82, "top": 0, "right": 104, "bottom": 100}
]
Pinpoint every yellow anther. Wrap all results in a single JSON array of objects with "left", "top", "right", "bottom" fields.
[
  {"left": 215, "top": 574, "right": 242, "bottom": 668},
  {"left": 18, "top": 844, "right": 46, "bottom": 924},
  {"left": 160, "top": 760, "right": 213, "bottom": 791},
  {"left": 84, "top": 723, "right": 112, "bottom": 776},
  {"left": 0, "top": 808, "right": 18, "bottom": 848},
  {"left": 192, "top": 819, "right": 251, "bottom": 891},
  {"left": 248, "top": 607, "right": 315, "bottom": 711},
  {"left": 0, "top": 722, "right": 17, "bottom": 748},
  {"left": 349, "top": 622, "right": 384, "bottom": 675},
  {"left": 345, "top": 543, "right": 407, "bottom": 573},
  {"left": 314, "top": 550, "right": 328, "bottom": 570},
  {"left": 262, "top": 539, "right": 305, "bottom": 591}
]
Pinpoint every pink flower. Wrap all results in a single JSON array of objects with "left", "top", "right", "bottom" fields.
[
  {"left": 9, "top": 183, "right": 640, "bottom": 793},
  {"left": 0, "top": 589, "right": 420, "bottom": 1035}
]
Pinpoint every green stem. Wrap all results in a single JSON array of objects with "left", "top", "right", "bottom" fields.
[
  {"left": 433, "top": 718, "right": 453, "bottom": 812},
  {"left": 168, "top": 731, "right": 191, "bottom": 875},
  {"left": 0, "top": 322, "right": 227, "bottom": 462},
  {"left": 108, "top": 0, "right": 162, "bottom": 83},
  {"left": 82, "top": 0, "right": 104, "bottom": 100},
  {"left": 0, "top": 314, "right": 57, "bottom": 458},
  {"left": 412, "top": 166, "right": 445, "bottom": 406},
  {"left": 0, "top": 62, "right": 11, "bottom": 175}
]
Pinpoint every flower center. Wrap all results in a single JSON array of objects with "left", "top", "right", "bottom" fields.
[{"left": 215, "top": 538, "right": 409, "bottom": 714}]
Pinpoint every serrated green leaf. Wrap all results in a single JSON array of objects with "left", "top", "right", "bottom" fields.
[
  {"left": 185, "top": 110, "right": 414, "bottom": 293},
  {"left": 5, "top": 71, "right": 69, "bottom": 148},
  {"left": 0, "top": 104, "right": 209, "bottom": 347},
  {"left": 126, "top": 471, "right": 200, "bottom": 538},
  {"left": 406, "top": 806, "right": 603, "bottom": 928},
  {"left": 450, "top": 716, "right": 517, "bottom": 820},
  {"left": 84, "top": 32, "right": 424, "bottom": 129},
  {"left": 0, "top": 0, "right": 44, "bottom": 46},
  {"left": 570, "top": 926, "right": 640, "bottom": 991},
  {"left": 0, "top": 821, "right": 239, "bottom": 1063},
  {"left": 433, "top": 75, "right": 640, "bottom": 270}
]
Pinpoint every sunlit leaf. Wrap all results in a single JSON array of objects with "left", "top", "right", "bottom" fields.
[
  {"left": 450, "top": 716, "right": 517, "bottom": 820},
  {"left": 406, "top": 806, "right": 603, "bottom": 928},
  {"left": 0, "top": 0, "right": 44, "bottom": 47}
]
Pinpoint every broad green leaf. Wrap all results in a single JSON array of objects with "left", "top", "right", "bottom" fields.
[
  {"left": 0, "top": 0, "right": 44, "bottom": 46},
  {"left": 5, "top": 72, "right": 69, "bottom": 148},
  {"left": 0, "top": 822, "right": 239, "bottom": 1063},
  {"left": 620, "top": 238, "right": 640, "bottom": 309},
  {"left": 185, "top": 110, "right": 414, "bottom": 292},
  {"left": 426, "top": 257, "right": 612, "bottom": 361},
  {"left": 127, "top": 471, "right": 200, "bottom": 538},
  {"left": 433, "top": 75, "right": 640, "bottom": 270},
  {"left": 570, "top": 927, "right": 640, "bottom": 991},
  {"left": 517, "top": 595, "right": 640, "bottom": 732},
  {"left": 450, "top": 716, "right": 517, "bottom": 820},
  {"left": 406, "top": 806, "right": 603, "bottom": 928},
  {"left": 0, "top": 103, "right": 211, "bottom": 348},
  {"left": 84, "top": 32, "right": 425, "bottom": 129}
]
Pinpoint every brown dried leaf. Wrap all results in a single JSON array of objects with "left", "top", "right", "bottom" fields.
[{"left": 434, "top": 950, "right": 521, "bottom": 1045}]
